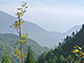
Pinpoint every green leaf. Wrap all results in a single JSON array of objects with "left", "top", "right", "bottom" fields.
[
  {"left": 21, "top": 21, "right": 24, "bottom": 23},
  {"left": 17, "top": 8, "right": 22, "bottom": 10},
  {"left": 10, "top": 26, "right": 13, "bottom": 28},
  {"left": 18, "top": 22, "right": 22, "bottom": 25},
  {"left": 25, "top": 6, "right": 28, "bottom": 8},
  {"left": 15, "top": 12, "right": 20, "bottom": 15},
  {"left": 15, "top": 55, "right": 17, "bottom": 58},
  {"left": 15, "top": 21, "right": 18, "bottom": 23},
  {"left": 15, "top": 43, "right": 18, "bottom": 45},
  {"left": 17, "top": 41, "right": 20, "bottom": 43},
  {"left": 20, "top": 12, "right": 23, "bottom": 14},
  {"left": 21, "top": 4, "right": 25, "bottom": 7},
  {"left": 21, "top": 2, "right": 27, "bottom": 7},
  {"left": 24, "top": 10, "right": 27, "bottom": 13}
]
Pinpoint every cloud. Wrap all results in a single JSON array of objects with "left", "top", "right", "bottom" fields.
[
  {"left": 24, "top": 2, "right": 84, "bottom": 32},
  {"left": 1, "top": 0, "right": 84, "bottom": 32},
  {"left": 25, "top": 2, "right": 84, "bottom": 21},
  {"left": 0, "top": 0, "right": 6, "bottom": 2}
]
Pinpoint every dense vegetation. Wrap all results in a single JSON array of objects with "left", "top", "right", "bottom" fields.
[
  {"left": 0, "top": 39, "right": 21, "bottom": 63},
  {"left": 0, "top": 33, "right": 49, "bottom": 63},
  {"left": 36, "top": 24, "right": 84, "bottom": 63},
  {"left": 1, "top": 53, "right": 9, "bottom": 63}
]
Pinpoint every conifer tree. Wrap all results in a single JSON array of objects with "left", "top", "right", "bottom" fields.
[
  {"left": 2, "top": 53, "right": 9, "bottom": 63},
  {"left": 25, "top": 45, "right": 36, "bottom": 63}
]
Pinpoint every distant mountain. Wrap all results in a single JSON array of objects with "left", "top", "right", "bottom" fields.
[
  {"left": 65, "top": 25, "right": 81, "bottom": 36},
  {"left": 53, "top": 25, "right": 82, "bottom": 39},
  {"left": 0, "top": 10, "right": 82, "bottom": 48},
  {"left": 0, "top": 10, "right": 65, "bottom": 48}
]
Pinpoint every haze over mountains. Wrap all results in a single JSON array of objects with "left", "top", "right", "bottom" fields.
[{"left": 0, "top": 10, "right": 82, "bottom": 48}]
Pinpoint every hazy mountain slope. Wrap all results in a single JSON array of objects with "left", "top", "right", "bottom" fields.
[
  {"left": 0, "top": 10, "right": 81, "bottom": 48},
  {"left": 52, "top": 25, "right": 82, "bottom": 40},
  {"left": 0, "top": 33, "right": 49, "bottom": 60},
  {"left": 0, "top": 11, "right": 15, "bottom": 33},
  {"left": 65, "top": 25, "right": 81, "bottom": 36},
  {"left": 22, "top": 21, "right": 64, "bottom": 47},
  {"left": 0, "top": 10, "right": 65, "bottom": 48}
]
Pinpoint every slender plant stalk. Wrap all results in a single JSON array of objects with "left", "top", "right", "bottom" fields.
[
  {"left": 10, "top": 2, "right": 28, "bottom": 63},
  {"left": 18, "top": 15, "right": 24, "bottom": 63}
]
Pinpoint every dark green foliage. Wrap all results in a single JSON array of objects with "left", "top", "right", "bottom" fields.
[
  {"left": 2, "top": 53, "right": 9, "bottom": 63},
  {"left": 36, "top": 50, "right": 58, "bottom": 63},
  {"left": 25, "top": 45, "right": 35, "bottom": 63},
  {"left": 61, "top": 24, "right": 84, "bottom": 58},
  {"left": 82, "top": 45, "right": 84, "bottom": 52},
  {"left": 36, "top": 24, "right": 84, "bottom": 63},
  {"left": 36, "top": 52, "right": 47, "bottom": 63},
  {"left": 59, "top": 55, "right": 65, "bottom": 63},
  {"left": 61, "top": 59, "right": 67, "bottom": 63},
  {"left": 67, "top": 55, "right": 74, "bottom": 63}
]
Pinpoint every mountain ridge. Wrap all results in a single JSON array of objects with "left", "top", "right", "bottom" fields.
[
  {"left": 0, "top": 10, "right": 64, "bottom": 48},
  {"left": 36, "top": 23, "right": 84, "bottom": 63},
  {"left": 0, "top": 10, "right": 81, "bottom": 48}
]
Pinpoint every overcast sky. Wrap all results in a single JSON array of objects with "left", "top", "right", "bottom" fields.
[{"left": 0, "top": 0, "right": 84, "bottom": 32}]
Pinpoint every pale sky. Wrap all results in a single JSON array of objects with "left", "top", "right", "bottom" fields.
[{"left": 0, "top": 0, "right": 84, "bottom": 32}]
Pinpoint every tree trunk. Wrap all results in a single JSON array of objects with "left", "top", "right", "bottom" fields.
[{"left": 18, "top": 15, "right": 24, "bottom": 63}]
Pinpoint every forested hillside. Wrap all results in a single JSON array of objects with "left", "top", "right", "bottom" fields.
[
  {"left": 0, "top": 40, "right": 21, "bottom": 63},
  {"left": 36, "top": 24, "right": 84, "bottom": 63},
  {"left": 0, "top": 33, "right": 49, "bottom": 63}
]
